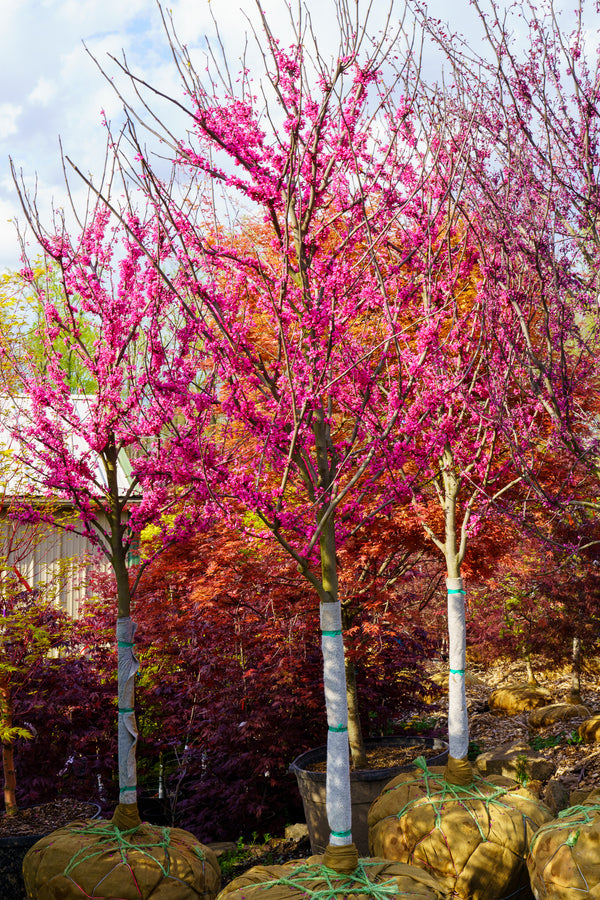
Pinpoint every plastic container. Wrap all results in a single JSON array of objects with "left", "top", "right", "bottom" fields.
[{"left": 290, "top": 735, "right": 448, "bottom": 856}]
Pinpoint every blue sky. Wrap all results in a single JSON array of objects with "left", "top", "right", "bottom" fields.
[{"left": 0, "top": 0, "right": 582, "bottom": 274}]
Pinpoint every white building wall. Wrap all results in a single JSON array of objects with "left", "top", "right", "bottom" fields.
[{"left": 1, "top": 514, "right": 112, "bottom": 618}]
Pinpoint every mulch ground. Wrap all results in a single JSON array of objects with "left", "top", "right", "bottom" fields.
[
  {"left": 447, "top": 659, "right": 600, "bottom": 795},
  {"left": 0, "top": 799, "right": 100, "bottom": 837}
]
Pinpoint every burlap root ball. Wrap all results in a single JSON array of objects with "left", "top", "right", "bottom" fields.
[
  {"left": 527, "top": 793, "right": 600, "bottom": 899},
  {"left": 528, "top": 704, "right": 590, "bottom": 729},
  {"left": 217, "top": 855, "right": 449, "bottom": 900},
  {"left": 489, "top": 683, "right": 552, "bottom": 715},
  {"left": 368, "top": 762, "right": 553, "bottom": 900},
  {"left": 23, "top": 817, "right": 221, "bottom": 900},
  {"left": 578, "top": 715, "right": 600, "bottom": 743}
]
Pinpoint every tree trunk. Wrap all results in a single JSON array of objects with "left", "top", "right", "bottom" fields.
[
  {"left": 442, "top": 451, "right": 472, "bottom": 785},
  {"left": 345, "top": 657, "right": 367, "bottom": 769},
  {"left": 567, "top": 636, "right": 583, "bottom": 704},
  {"left": 106, "top": 444, "right": 141, "bottom": 829},
  {"left": 0, "top": 682, "right": 17, "bottom": 815},
  {"left": 341, "top": 604, "right": 367, "bottom": 770},
  {"left": 313, "top": 409, "right": 358, "bottom": 872},
  {"left": 525, "top": 652, "right": 539, "bottom": 686}
]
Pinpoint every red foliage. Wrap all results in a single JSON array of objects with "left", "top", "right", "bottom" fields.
[
  {"left": 0, "top": 591, "right": 116, "bottom": 812},
  {"left": 79, "top": 524, "right": 438, "bottom": 841}
]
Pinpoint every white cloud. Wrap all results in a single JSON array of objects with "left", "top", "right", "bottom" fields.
[
  {"left": 0, "top": 0, "right": 582, "bottom": 276},
  {"left": 0, "top": 104, "right": 22, "bottom": 139},
  {"left": 28, "top": 78, "right": 57, "bottom": 107}
]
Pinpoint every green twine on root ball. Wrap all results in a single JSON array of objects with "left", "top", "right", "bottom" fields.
[
  {"left": 388, "top": 757, "right": 525, "bottom": 842},
  {"left": 257, "top": 860, "right": 407, "bottom": 900},
  {"left": 530, "top": 803, "right": 600, "bottom": 852},
  {"left": 61, "top": 820, "right": 205, "bottom": 880}
]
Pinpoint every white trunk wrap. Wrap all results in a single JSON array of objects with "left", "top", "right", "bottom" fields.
[
  {"left": 446, "top": 577, "right": 469, "bottom": 760},
  {"left": 320, "top": 601, "right": 352, "bottom": 847},
  {"left": 116, "top": 617, "right": 139, "bottom": 804}
]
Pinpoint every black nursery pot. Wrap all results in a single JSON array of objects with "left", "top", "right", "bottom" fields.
[
  {"left": 0, "top": 832, "right": 44, "bottom": 900},
  {"left": 290, "top": 734, "right": 449, "bottom": 856}
]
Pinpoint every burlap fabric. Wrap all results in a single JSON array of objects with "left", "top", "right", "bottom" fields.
[
  {"left": 217, "top": 855, "right": 449, "bottom": 900},
  {"left": 527, "top": 791, "right": 600, "bottom": 899},
  {"left": 578, "top": 714, "right": 600, "bottom": 742},
  {"left": 368, "top": 759, "right": 552, "bottom": 900},
  {"left": 22, "top": 817, "right": 221, "bottom": 899},
  {"left": 528, "top": 704, "right": 590, "bottom": 729},
  {"left": 489, "top": 683, "right": 552, "bottom": 715}
]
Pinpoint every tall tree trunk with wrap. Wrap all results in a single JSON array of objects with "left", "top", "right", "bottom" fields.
[{"left": 105, "top": 441, "right": 141, "bottom": 829}]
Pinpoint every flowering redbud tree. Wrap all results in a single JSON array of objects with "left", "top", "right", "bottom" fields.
[
  {"left": 82, "top": 0, "right": 481, "bottom": 865},
  {"left": 380, "top": 241, "right": 540, "bottom": 780},
  {"left": 3, "top": 198, "right": 217, "bottom": 827},
  {"left": 411, "top": 0, "right": 600, "bottom": 515}
]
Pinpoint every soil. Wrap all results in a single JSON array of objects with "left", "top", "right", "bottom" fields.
[
  {"left": 0, "top": 799, "right": 100, "bottom": 837},
  {"left": 217, "top": 834, "right": 313, "bottom": 886},
  {"left": 308, "top": 743, "right": 444, "bottom": 773}
]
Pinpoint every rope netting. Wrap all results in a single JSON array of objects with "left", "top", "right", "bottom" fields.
[
  {"left": 251, "top": 861, "right": 409, "bottom": 898},
  {"left": 384, "top": 757, "right": 540, "bottom": 840},
  {"left": 23, "top": 817, "right": 221, "bottom": 900},
  {"left": 219, "top": 857, "right": 447, "bottom": 900},
  {"left": 528, "top": 802, "right": 600, "bottom": 897},
  {"left": 369, "top": 758, "right": 552, "bottom": 900}
]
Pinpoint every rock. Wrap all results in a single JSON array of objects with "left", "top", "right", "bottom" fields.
[
  {"left": 523, "top": 779, "right": 543, "bottom": 800},
  {"left": 489, "top": 682, "right": 552, "bottom": 714},
  {"left": 284, "top": 824, "right": 309, "bottom": 841},
  {"left": 528, "top": 703, "right": 590, "bottom": 728},
  {"left": 578, "top": 714, "right": 600, "bottom": 742},
  {"left": 543, "top": 778, "right": 571, "bottom": 815},
  {"left": 207, "top": 841, "right": 239, "bottom": 858},
  {"left": 475, "top": 741, "right": 556, "bottom": 783},
  {"left": 569, "top": 788, "right": 592, "bottom": 806}
]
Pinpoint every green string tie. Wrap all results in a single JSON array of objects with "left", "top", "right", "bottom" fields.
[
  {"left": 531, "top": 803, "right": 600, "bottom": 852},
  {"left": 450, "top": 669, "right": 465, "bottom": 675},
  {"left": 447, "top": 589, "right": 466, "bottom": 594},
  {"left": 118, "top": 708, "right": 134, "bottom": 714},
  {"left": 62, "top": 821, "right": 176, "bottom": 879},
  {"left": 397, "top": 757, "right": 511, "bottom": 841},
  {"left": 321, "top": 630, "right": 343, "bottom": 637},
  {"left": 257, "top": 860, "right": 402, "bottom": 900},
  {"left": 118, "top": 641, "right": 134, "bottom": 648},
  {"left": 119, "top": 786, "right": 137, "bottom": 793},
  {"left": 566, "top": 829, "right": 580, "bottom": 848},
  {"left": 558, "top": 804, "right": 600, "bottom": 820},
  {"left": 328, "top": 725, "right": 348, "bottom": 733},
  {"left": 330, "top": 829, "right": 352, "bottom": 838}
]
